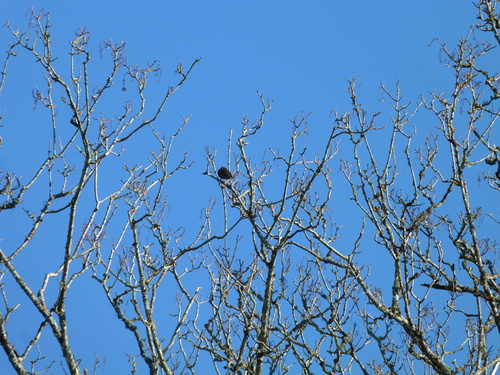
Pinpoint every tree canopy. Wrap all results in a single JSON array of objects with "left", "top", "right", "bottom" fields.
[{"left": 0, "top": 3, "right": 499, "bottom": 375}]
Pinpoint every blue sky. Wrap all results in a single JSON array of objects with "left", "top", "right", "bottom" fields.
[
  {"left": 25, "top": 1, "right": 471, "bottom": 224},
  {"left": 0, "top": 1, "right": 485, "bottom": 373},
  {"left": 1, "top": 1, "right": 474, "bottom": 181}
]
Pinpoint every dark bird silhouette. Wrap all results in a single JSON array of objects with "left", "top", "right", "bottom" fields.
[
  {"left": 70, "top": 116, "right": 79, "bottom": 127},
  {"left": 217, "top": 167, "right": 232, "bottom": 180}
]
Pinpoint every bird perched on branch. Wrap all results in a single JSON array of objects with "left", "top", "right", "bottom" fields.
[
  {"left": 70, "top": 116, "right": 80, "bottom": 128},
  {"left": 217, "top": 167, "right": 232, "bottom": 180}
]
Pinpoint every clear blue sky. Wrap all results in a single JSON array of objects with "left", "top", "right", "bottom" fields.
[
  {"left": 0, "top": 1, "right": 481, "bottom": 373},
  {"left": 1, "top": 0, "right": 475, "bottom": 230}
]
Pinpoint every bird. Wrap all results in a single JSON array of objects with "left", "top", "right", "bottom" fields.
[
  {"left": 70, "top": 116, "right": 79, "bottom": 127},
  {"left": 217, "top": 167, "right": 232, "bottom": 180}
]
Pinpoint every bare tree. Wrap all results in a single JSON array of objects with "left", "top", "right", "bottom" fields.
[
  {"left": 0, "top": 8, "right": 201, "bottom": 375},
  {"left": 0, "top": 3, "right": 499, "bottom": 375}
]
